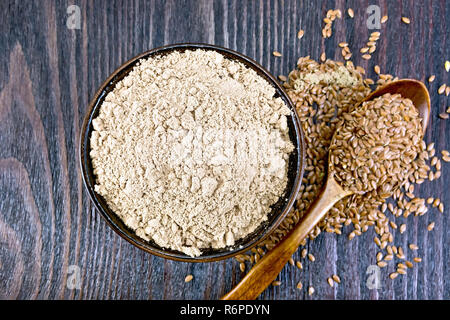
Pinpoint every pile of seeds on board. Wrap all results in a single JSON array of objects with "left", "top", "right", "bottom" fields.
[
  {"left": 330, "top": 93, "right": 424, "bottom": 195},
  {"left": 236, "top": 7, "right": 449, "bottom": 294}
]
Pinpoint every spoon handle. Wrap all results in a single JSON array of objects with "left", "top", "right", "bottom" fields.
[{"left": 221, "top": 177, "right": 351, "bottom": 300}]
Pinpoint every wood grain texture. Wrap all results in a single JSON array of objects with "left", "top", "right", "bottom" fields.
[{"left": 0, "top": 0, "right": 448, "bottom": 300}]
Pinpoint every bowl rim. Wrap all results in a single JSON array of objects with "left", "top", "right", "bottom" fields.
[{"left": 79, "top": 43, "right": 306, "bottom": 262}]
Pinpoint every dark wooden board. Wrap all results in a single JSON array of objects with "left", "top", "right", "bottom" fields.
[{"left": 0, "top": 0, "right": 448, "bottom": 300}]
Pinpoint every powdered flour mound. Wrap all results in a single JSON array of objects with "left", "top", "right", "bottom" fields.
[{"left": 90, "top": 49, "right": 294, "bottom": 256}]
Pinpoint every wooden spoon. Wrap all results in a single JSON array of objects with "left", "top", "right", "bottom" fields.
[{"left": 221, "top": 79, "right": 431, "bottom": 300}]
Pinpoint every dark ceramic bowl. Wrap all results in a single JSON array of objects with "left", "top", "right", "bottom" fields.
[{"left": 80, "top": 43, "right": 305, "bottom": 262}]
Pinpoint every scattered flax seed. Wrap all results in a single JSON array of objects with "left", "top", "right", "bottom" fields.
[
  {"left": 429, "top": 148, "right": 436, "bottom": 157},
  {"left": 377, "top": 261, "right": 387, "bottom": 268},
  {"left": 332, "top": 274, "right": 341, "bottom": 283},
  {"left": 296, "top": 261, "right": 303, "bottom": 270},
  {"left": 431, "top": 157, "right": 438, "bottom": 167},
  {"left": 321, "top": 9, "right": 342, "bottom": 38},
  {"left": 413, "top": 257, "right": 422, "bottom": 263},
  {"left": 297, "top": 29, "right": 305, "bottom": 39},
  {"left": 301, "top": 248, "right": 307, "bottom": 258},
  {"left": 384, "top": 254, "right": 393, "bottom": 261},
  {"left": 427, "top": 197, "right": 434, "bottom": 204},
  {"left": 401, "top": 17, "right": 411, "bottom": 24},
  {"left": 446, "top": 60, "right": 450, "bottom": 72},
  {"left": 376, "top": 252, "right": 383, "bottom": 261},
  {"left": 409, "top": 243, "right": 419, "bottom": 250},
  {"left": 397, "top": 263, "right": 407, "bottom": 269},
  {"left": 320, "top": 52, "right": 326, "bottom": 62},
  {"left": 429, "top": 171, "right": 435, "bottom": 181},
  {"left": 272, "top": 280, "right": 282, "bottom": 287},
  {"left": 439, "top": 112, "right": 449, "bottom": 119},
  {"left": 397, "top": 268, "right": 407, "bottom": 275},
  {"left": 443, "top": 155, "right": 450, "bottom": 163},
  {"left": 388, "top": 203, "right": 394, "bottom": 212},
  {"left": 362, "top": 54, "right": 371, "bottom": 60},
  {"left": 405, "top": 261, "right": 414, "bottom": 268},
  {"left": 428, "top": 75, "right": 436, "bottom": 82},
  {"left": 446, "top": 86, "right": 450, "bottom": 96},
  {"left": 341, "top": 47, "right": 352, "bottom": 61},
  {"left": 308, "top": 286, "right": 315, "bottom": 296},
  {"left": 308, "top": 253, "right": 316, "bottom": 262},
  {"left": 356, "top": 65, "right": 366, "bottom": 74},
  {"left": 184, "top": 274, "right": 193, "bottom": 282},
  {"left": 389, "top": 272, "right": 399, "bottom": 279},
  {"left": 278, "top": 75, "right": 287, "bottom": 82},
  {"left": 364, "top": 78, "right": 374, "bottom": 85},
  {"left": 327, "top": 277, "right": 334, "bottom": 287},
  {"left": 297, "top": 281, "right": 303, "bottom": 290},
  {"left": 438, "top": 84, "right": 446, "bottom": 94},
  {"left": 433, "top": 198, "right": 440, "bottom": 207},
  {"left": 272, "top": 51, "right": 282, "bottom": 57},
  {"left": 374, "top": 237, "right": 382, "bottom": 246},
  {"left": 374, "top": 65, "right": 380, "bottom": 74},
  {"left": 439, "top": 203, "right": 444, "bottom": 213},
  {"left": 348, "top": 8, "right": 354, "bottom": 18},
  {"left": 288, "top": 257, "right": 295, "bottom": 266},
  {"left": 447, "top": 107, "right": 450, "bottom": 113},
  {"left": 400, "top": 224, "right": 407, "bottom": 234},
  {"left": 360, "top": 47, "right": 369, "bottom": 53},
  {"left": 427, "top": 222, "right": 435, "bottom": 231},
  {"left": 381, "top": 15, "right": 388, "bottom": 23},
  {"left": 240, "top": 262, "right": 245, "bottom": 272},
  {"left": 339, "top": 42, "right": 348, "bottom": 48}
]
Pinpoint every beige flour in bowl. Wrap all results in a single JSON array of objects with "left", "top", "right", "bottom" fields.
[{"left": 89, "top": 49, "right": 294, "bottom": 257}]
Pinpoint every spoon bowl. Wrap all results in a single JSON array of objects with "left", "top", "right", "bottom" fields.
[
  {"left": 358, "top": 79, "right": 431, "bottom": 132},
  {"left": 221, "top": 79, "right": 431, "bottom": 300}
]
